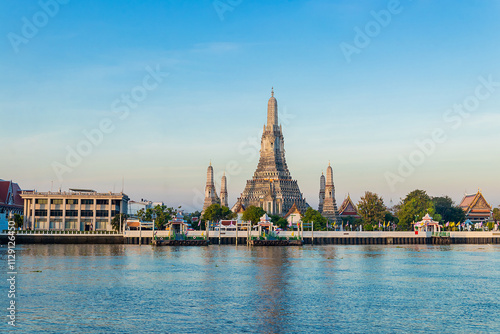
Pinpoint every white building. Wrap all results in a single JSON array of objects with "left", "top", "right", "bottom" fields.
[{"left": 21, "top": 189, "right": 129, "bottom": 231}]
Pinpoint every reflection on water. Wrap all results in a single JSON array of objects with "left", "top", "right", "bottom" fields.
[{"left": 0, "top": 244, "right": 499, "bottom": 333}]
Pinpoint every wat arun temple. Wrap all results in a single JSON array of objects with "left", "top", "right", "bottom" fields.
[{"left": 202, "top": 89, "right": 341, "bottom": 223}]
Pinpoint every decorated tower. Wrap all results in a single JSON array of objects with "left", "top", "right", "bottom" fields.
[
  {"left": 318, "top": 172, "right": 325, "bottom": 213},
  {"left": 202, "top": 162, "right": 220, "bottom": 214},
  {"left": 321, "top": 162, "right": 340, "bottom": 223},
  {"left": 220, "top": 172, "right": 228, "bottom": 208},
  {"left": 233, "top": 88, "right": 308, "bottom": 215}
]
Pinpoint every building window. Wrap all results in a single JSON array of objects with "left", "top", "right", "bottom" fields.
[
  {"left": 35, "top": 199, "right": 48, "bottom": 204},
  {"left": 65, "top": 221, "right": 77, "bottom": 230},
  {"left": 96, "top": 199, "right": 108, "bottom": 205},
  {"left": 96, "top": 210, "right": 109, "bottom": 217},
  {"left": 81, "top": 210, "right": 93, "bottom": 217},
  {"left": 81, "top": 199, "right": 94, "bottom": 205},
  {"left": 112, "top": 200, "right": 121, "bottom": 206},
  {"left": 35, "top": 209, "right": 47, "bottom": 216},
  {"left": 111, "top": 210, "right": 120, "bottom": 217},
  {"left": 51, "top": 210, "right": 63, "bottom": 217},
  {"left": 66, "top": 210, "right": 78, "bottom": 217},
  {"left": 66, "top": 199, "right": 78, "bottom": 205},
  {"left": 95, "top": 221, "right": 107, "bottom": 230},
  {"left": 51, "top": 199, "right": 63, "bottom": 204}
]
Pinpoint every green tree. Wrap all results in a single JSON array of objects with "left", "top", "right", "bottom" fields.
[
  {"left": 493, "top": 207, "right": 500, "bottom": 223},
  {"left": 432, "top": 196, "right": 465, "bottom": 223},
  {"left": 188, "top": 210, "right": 202, "bottom": 229},
  {"left": 111, "top": 213, "right": 128, "bottom": 232},
  {"left": 384, "top": 212, "right": 399, "bottom": 226},
  {"left": 302, "top": 207, "right": 328, "bottom": 231},
  {"left": 397, "top": 189, "right": 433, "bottom": 230},
  {"left": 269, "top": 214, "right": 289, "bottom": 230},
  {"left": 152, "top": 205, "right": 176, "bottom": 230},
  {"left": 242, "top": 205, "right": 266, "bottom": 226},
  {"left": 13, "top": 214, "right": 23, "bottom": 229},
  {"left": 202, "top": 204, "right": 235, "bottom": 225},
  {"left": 136, "top": 208, "right": 152, "bottom": 221},
  {"left": 357, "top": 191, "right": 387, "bottom": 224}
]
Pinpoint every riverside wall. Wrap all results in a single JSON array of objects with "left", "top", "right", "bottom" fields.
[{"left": 2, "top": 231, "right": 499, "bottom": 245}]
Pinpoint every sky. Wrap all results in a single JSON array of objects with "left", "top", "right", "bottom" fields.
[{"left": 1, "top": 0, "right": 499, "bottom": 212}]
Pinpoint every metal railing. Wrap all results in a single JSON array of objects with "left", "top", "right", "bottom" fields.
[{"left": 432, "top": 232, "right": 450, "bottom": 237}]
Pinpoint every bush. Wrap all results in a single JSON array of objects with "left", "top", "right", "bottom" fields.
[{"left": 363, "top": 223, "right": 374, "bottom": 231}]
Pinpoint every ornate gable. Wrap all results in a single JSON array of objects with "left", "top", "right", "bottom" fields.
[{"left": 339, "top": 195, "right": 360, "bottom": 218}]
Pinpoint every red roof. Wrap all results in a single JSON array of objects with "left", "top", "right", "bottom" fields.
[
  {"left": 284, "top": 203, "right": 303, "bottom": 219},
  {"left": 459, "top": 191, "right": 492, "bottom": 214},
  {"left": 0, "top": 180, "right": 23, "bottom": 207},
  {"left": 338, "top": 195, "right": 360, "bottom": 218}
]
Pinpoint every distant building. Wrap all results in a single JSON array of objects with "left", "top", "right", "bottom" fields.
[
  {"left": 21, "top": 189, "right": 129, "bottom": 231},
  {"left": 0, "top": 180, "right": 24, "bottom": 230},
  {"left": 338, "top": 195, "right": 360, "bottom": 220},
  {"left": 459, "top": 190, "right": 492, "bottom": 223},
  {"left": 232, "top": 201, "right": 246, "bottom": 225},
  {"left": 284, "top": 202, "right": 303, "bottom": 227}
]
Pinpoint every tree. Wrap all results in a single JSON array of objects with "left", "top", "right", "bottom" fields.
[
  {"left": 397, "top": 189, "right": 433, "bottom": 230},
  {"left": 136, "top": 208, "right": 152, "bottom": 221},
  {"left": 202, "top": 204, "right": 235, "bottom": 224},
  {"left": 493, "top": 207, "right": 500, "bottom": 223},
  {"left": 384, "top": 212, "right": 399, "bottom": 225},
  {"left": 188, "top": 211, "right": 202, "bottom": 229},
  {"left": 302, "top": 207, "right": 328, "bottom": 231},
  {"left": 432, "top": 196, "right": 465, "bottom": 223},
  {"left": 242, "top": 205, "right": 266, "bottom": 226},
  {"left": 152, "top": 205, "right": 176, "bottom": 230},
  {"left": 13, "top": 214, "right": 23, "bottom": 229},
  {"left": 269, "top": 214, "right": 288, "bottom": 230},
  {"left": 111, "top": 213, "right": 128, "bottom": 232},
  {"left": 357, "top": 191, "right": 387, "bottom": 224}
]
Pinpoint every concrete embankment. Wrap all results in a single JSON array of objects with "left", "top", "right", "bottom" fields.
[
  {"left": 0, "top": 234, "right": 123, "bottom": 244},
  {"left": 2, "top": 231, "right": 500, "bottom": 245}
]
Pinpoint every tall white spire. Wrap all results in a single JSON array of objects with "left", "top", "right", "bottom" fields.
[
  {"left": 220, "top": 172, "right": 228, "bottom": 208},
  {"left": 202, "top": 162, "right": 220, "bottom": 214},
  {"left": 267, "top": 87, "right": 278, "bottom": 130}
]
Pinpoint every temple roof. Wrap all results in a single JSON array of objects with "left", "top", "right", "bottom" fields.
[
  {"left": 338, "top": 195, "right": 360, "bottom": 218},
  {"left": 231, "top": 200, "right": 246, "bottom": 214},
  {"left": 284, "top": 202, "right": 303, "bottom": 219},
  {"left": 459, "top": 190, "right": 492, "bottom": 214}
]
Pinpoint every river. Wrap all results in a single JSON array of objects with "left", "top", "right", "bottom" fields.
[{"left": 1, "top": 244, "right": 499, "bottom": 333}]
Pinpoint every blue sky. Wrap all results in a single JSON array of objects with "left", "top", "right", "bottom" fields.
[{"left": 1, "top": 0, "right": 499, "bottom": 211}]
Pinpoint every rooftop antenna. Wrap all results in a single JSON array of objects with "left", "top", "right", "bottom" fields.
[
  {"left": 121, "top": 176, "right": 124, "bottom": 193},
  {"left": 51, "top": 181, "right": 53, "bottom": 192}
]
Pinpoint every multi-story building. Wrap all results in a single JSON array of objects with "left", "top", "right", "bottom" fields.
[{"left": 21, "top": 189, "right": 129, "bottom": 231}]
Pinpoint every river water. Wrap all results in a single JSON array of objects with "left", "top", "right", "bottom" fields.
[{"left": 1, "top": 244, "right": 500, "bottom": 333}]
